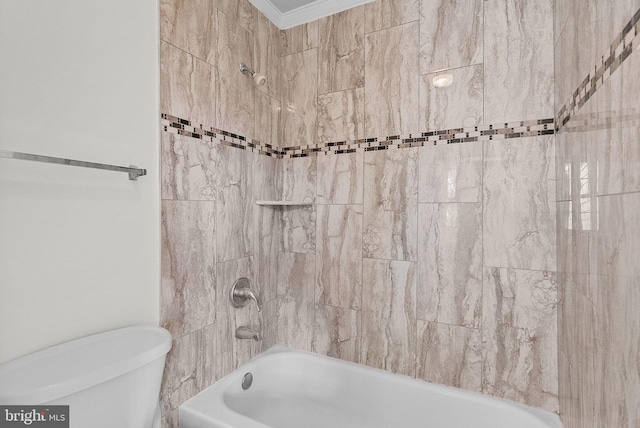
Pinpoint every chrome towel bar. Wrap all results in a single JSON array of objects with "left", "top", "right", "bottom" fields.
[{"left": 0, "top": 149, "right": 146, "bottom": 181}]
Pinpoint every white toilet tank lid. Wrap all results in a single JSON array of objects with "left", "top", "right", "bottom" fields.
[{"left": 0, "top": 325, "right": 172, "bottom": 405}]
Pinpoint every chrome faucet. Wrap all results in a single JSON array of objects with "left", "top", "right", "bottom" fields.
[
  {"left": 230, "top": 277, "right": 262, "bottom": 312},
  {"left": 235, "top": 326, "right": 261, "bottom": 341}
]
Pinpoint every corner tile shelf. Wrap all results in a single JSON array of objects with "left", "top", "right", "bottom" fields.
[{"left": 255, "top": 200, "right": 313, "bottom": 206}]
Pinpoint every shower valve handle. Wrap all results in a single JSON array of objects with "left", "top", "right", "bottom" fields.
[{"left": 230, "top": 277, "right": 262, "bottom": 312}]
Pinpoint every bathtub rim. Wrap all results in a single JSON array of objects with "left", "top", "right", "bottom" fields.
[{"left": 180, "top": 346, "right": 563, "bottom": 428}]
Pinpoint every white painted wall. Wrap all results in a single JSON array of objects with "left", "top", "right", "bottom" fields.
[{"left": 0, "top": 0, "right": 160, "bottom": 363}]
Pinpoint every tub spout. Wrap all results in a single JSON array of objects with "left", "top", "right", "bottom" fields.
[{"left": 236, "top": 326, "right": 261, "bottom": 341}]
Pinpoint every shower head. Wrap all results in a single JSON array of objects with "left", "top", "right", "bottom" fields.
[
  {"left": 253, "top": 73, "right": 267, "bottom": 86},
  {"left": 240, "top": 63, "right": 267, "bottom": 86}
]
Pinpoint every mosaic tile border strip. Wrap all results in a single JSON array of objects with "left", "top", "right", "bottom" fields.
[
  {"left": 280, "top": 120, "right": 554, "bottom": 158},
  {"left": 162, "top": 114, "right": 554, "bottom": 159},
  {"left": 557, "top": 108, "right": 639, "bottom": 135},
  {"left": 161, "top": 114, "right": 282, "bottom": 157},
  {"left": 556, "top": 7, "right": 640, "bottom": 130}
]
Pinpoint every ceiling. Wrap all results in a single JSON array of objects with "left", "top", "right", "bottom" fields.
[
  {"left": 268, "top": 0, "right": 317, "bottom": 14},
  {"left": 249, "top": 0, "right": 375, "bottom": 29}
]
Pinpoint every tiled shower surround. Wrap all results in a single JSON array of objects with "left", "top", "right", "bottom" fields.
[
  {"left": 555, "top": 0, "right": 640, "bottom": 427},
  {"left": 162, "top": 113, "right": 555, "bottom": 157},
  {"left": 159, "top": 0, "right": 637, "bottom": 427}
]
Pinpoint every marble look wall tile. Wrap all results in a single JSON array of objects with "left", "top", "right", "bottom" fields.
[
  {"left": 594, "top": 0, "right": 640, "bottom": 62},
  {"left": 363, "top": 148, "right": 418, "bottom": 261},
  {"left": 280, "top": 157, "right": 317, "bottom": 253},
  {"left": 552, "top": 4, "right": 640, "bottom": 427},
  {"left": 417, "top": 321, "right": 482, "bottom": 392},
  {"left": 281, "top": 21, "right": 319, "bottom": 56},
  {"left": 213, "top": 257, "right": 258, "bottom": 379},
  {"left": 419, "top": 0, "right": 483, "bottom": 74},
  {"left": 160, "top": 0, "right": 217, "bottom": 65},
  {"left": 318, "top": 6, "right": 365, "bottom": 94},
  {"left": 312, "top": 304, "right": 360, "bottom": 364},
  {"left": 556, "top": 0, "right": 620, "bottom": 114},
  {"left": 554, "top": 121, "right": 601, "bottom": 204},
  {"left": 282, "top": 49, "right": 318, "bottom": 146},
  {"left": 260, "top": 299, "right": 278, "bottom": 350},
  {"left": 316, "top": 152, "right": 364, "bottom": 205},
  {"left": 597, "top": 51, "right": 640, "bottom": 196},
  {"left": 594, "top": 273, "right": 640, "bottom": 426},
  {"left": 417, "top": 203, "right": 482, "bottom": 328},
  {"left": 482, "top": 267, "right": 558, "bottom": 411},
  {"left": 554, "top": 131, "right": 570, "bottom": 202},
  {"left": 484, "top": 267, "right": 558, "bottom": 332},
  {"left": 553, "top": 0, "right": 571, "bottom": 45},
  {"left": 361, "top": 259, "right": 417, "bottom": 377},
  {"left": 560, "top": 273, "right": 640, "bottom": 427},
  {"left": 364, "top": 22, "right": 419, "bottom": 137},
  {"left": 556, "top": 201, "right": 598, "bottom": 276},
  {"left": 418, "top": 141, "right": 482, "bottom": 203},
  {"left": 255, "top": 222, "right": 279, "bottom": 303},
  {"left": 575, "top": 2, "right": 601, "bottom": 87},
  {"left": 553, "top": 50, "right": 603, "bottom": 194},
  {"left": 604, "top": 0, "right": 635, "bottom": 55},
  {"left": 281, "top": 204, "right": 316, "bottom": 254},
  {"left": 317, "top": 88, "right": 365, "bottom": 144},
  {"left": 215, "top": 144, "right": 252, "bottom": 262},
  {"left": 160, "top": 41, "right": 216, "bottom": 126},
  {"left": 483, "top": 136, "right": 556, "bottom": 271},
  {"left": 483, "top": 324, "right": 559, "bottom": 412},
  {"left": 484, "top": 0, "right": 554, "bottom": 123},
  {"left": 216, "top": 11, "right": 254, "bottom": 140},
  {"left": 553, "top": 7, "right": 599, "bottom": 114},
  {"left": 364, "top": 0, "right": 419, "bottom": 33},
  {"left": 251, "top": 153, "right": 280, "bottom": 303},
  {"left": 316, "top": 205, "right": 363, "bottom": 310},
  {"left": 277, "top": 251, "right": 316, "bottom": 301},
  {"left": 553, "top": 15, "right": 575, "bottom": 110},
  {"left": 597, "top": 193, "right": 640, "bottom": 279},
  {"left": 557, "top": 273, "right": 600, "bottom": 428},
  {"left": 216, "top": 0, "right": 255, "bottom": 33},
  {"left": 254, "top": 13, "right": 282, "bottom": 100},
  {"left": 255, "top": 91, "right": 281, "bottom": 148},
  {"left": 364, "top": 22, "right": 420, "bottom": 136},
  {"left": 554, "top": 99, "right": 599, "bottom": 277},
  {"left": 161, "top": 200, "right": 216, "bottom": 339},
  {"left": 161, "top": 409, "right": 178, "bottom": 428},
  {"left": 161, "top": 132, "right": 219, "bottom": 201},
  {"left": 419, "top": 65, "right": 483, "bottom": 131},
  {"left": 161, "top": 329, "right": 211, "bottom": 419},
  {"left": 253, "top": 148, "right": 280, "bottom": 207},
  {"left": 277, "top": 252, "right": 315, "bottom": 352}
]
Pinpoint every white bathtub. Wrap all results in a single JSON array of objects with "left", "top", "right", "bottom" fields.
[{"left": 180, "top": 347, "right": 563, "bottom": 428}]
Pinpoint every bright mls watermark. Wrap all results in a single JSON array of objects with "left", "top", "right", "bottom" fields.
[{"left": 0, "top": 406, "right": 68, "bottom": 427}]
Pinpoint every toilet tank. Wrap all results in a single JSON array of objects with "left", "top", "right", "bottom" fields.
[{"left": 0, "top": 326, "right": 171, "bottom": 428}]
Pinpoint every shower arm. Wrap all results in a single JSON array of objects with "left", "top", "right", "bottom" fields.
[{"left": 239, "top": 63, "right": 267, "bottom": 86}]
